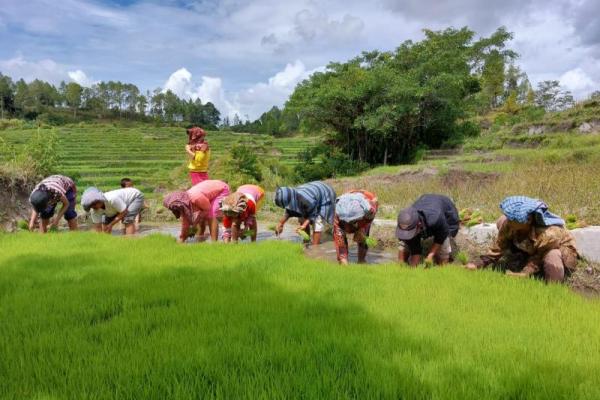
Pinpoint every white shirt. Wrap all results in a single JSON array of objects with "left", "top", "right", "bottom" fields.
[{"left": 90, "top": 188, "right": 142, "bottom": 223}]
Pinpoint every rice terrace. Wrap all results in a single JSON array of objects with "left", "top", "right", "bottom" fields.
[{"left": 2, "top": 1, "right": 600, "bottom": 399}]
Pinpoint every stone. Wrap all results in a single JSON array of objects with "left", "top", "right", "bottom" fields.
[
  {"left": 571, "top": 226, "right": 600, "bottom": 263},
  {"left": 463, "top": 223, "right": 498, "bottom": 244},
  {"left": 527, "top": 125, "right": 546, "bottom": 135},
  {"left": 579, "top": 122, "right": 593, "bottom": 134}
]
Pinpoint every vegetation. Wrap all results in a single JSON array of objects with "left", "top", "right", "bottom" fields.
[{"left": 1, "top": 233, "right": 599, "bottom": 399}]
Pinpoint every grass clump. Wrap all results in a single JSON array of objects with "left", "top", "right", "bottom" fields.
[{"left": 1, "top": 233, "right": 600, "bottom": 399}]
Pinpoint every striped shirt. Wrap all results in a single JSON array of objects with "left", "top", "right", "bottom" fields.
[{"left": 32, "top": 175, "right": 76, "bottom": 205}]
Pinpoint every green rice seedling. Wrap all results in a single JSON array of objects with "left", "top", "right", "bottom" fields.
[
  {"left": 456, "top": 251, "right": 469, "bottom": 265},
  {"left": 1, "top": 233, "right": 600, "bottom": 399},
  {"left": 241, "top": 229, "right": 256, "bottom": 239},
  {"left": 365, "top": 237, "right": 377, "bottom": 248},
  {"left": 297, "top": 230, "right": 310, "bottom": 241},
  {"left": 17, "top": 220, "right": 29, "bottom": 230},
  {"left": 187, "top": 226, "right": 198, "bottom": 238}
]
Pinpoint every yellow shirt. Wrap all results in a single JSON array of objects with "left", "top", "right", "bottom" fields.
[{"left": 187, "top": 149, "right": 210, "bottom": 172}]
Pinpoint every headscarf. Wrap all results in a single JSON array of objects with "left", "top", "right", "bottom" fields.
[
  {"left": 187, "top": 127, "right": 208, "bottom": 149},
  {"left": 275, "top": 182, "right": 336, "bottom": 224},
  {"left": 500, "top": 196, "right": 565, "bottom": 227},
  {"left": 81, "top": 187, "right": 106, "bottom": 212},
  {"left": 163, "top": 191, "right": 194, "bottom": 223},
  {"left": 335, "top": 193, "right": 373, "bottom": 223},
  {"left": 220, "top": 192, "right": 248, "bottom": 216}
]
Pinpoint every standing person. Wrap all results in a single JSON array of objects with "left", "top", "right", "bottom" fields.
[
  {"left": 396, "top": 194, "right": 460, "bottom": 267},
  {"left": 220, "top": 184, "right": 265, "bottom": 243},
  {"left": 333, "top": 190, "right": 378, "bottom": 265},
  {"left": 466, "top": 196, "right": 579, "bottom": 282},
  {"left": 274, "top": 181, "right": 336, "bottom": 245},
  {"left": 163, "top": 180, "right": 230, "bottom": 243},
  {"left": 28, "top": 175, "right": 78, "bottom": 233},
  {"left": 185, "top": 127, "right": 210, "bottom": 185},
  {"left": 81, "top": 187, "right": 145, "bottom": 235}
]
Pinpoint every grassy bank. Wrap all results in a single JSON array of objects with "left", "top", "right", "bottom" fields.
[
  {"left": 331, "top": 130, "right": 600, "bottom": 223},
  {"left": 1, "top": 233, "right": 599, "bottom": 399}
]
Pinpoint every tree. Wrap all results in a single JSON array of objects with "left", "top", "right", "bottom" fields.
[
  {"left": 481, "top": 50, "right": 505, "bottom": 108},
  {"left": 64, "top": 82, "right": 83, "bottom": 117},
  {"left": 535, "top": 80, "right": 574, "bottom": 111},
  {"left": 286, "top": 27, "right": 514, "bottom": 166},
  {"left": 0, "top": 73, "right": 15, "bottom": 119}
]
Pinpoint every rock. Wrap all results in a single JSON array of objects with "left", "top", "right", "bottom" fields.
[
  {"left": 579, "top": 122, "right": 593, "bottom": 134},
  {"left": 571, "top": 226, "right": 600, "bottom": 263},
  {"left": 527, "top": 125, "right": 546, "bottom": 135},
  {"left": 463, "top": 223, "right": 498, "bottom": 245},
  {"left": 373, "top": 219, "right": 397, "bottom": 228}
]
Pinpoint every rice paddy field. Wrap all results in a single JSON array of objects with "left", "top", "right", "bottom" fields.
[
  {"left": 0, "top": 232, "right": 599, "bottom": 399},
  {"left": 0, "top": 124, "right": 316, "bottom": 199}
]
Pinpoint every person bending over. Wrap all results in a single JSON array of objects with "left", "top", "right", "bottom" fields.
[
  {"left": 220, "top": 184, "right": 265, "bottom": 243},
  {"left": 28, "top": 175, "right": 78, "bottom": 233},
  {"left": 274, "top": 181, "right": 336, "bottom": 245},
  {"left": 333, "top": 190, "right": 378, "bottom": 265},
  {"left": 396, "top": 194, "right": 459, "bottom": 267},
  {"left": 81, "top": 187, "right": 145, "bottom": 235},
  {"left": 466, "top": 196, "right": 579, "bottom": 283}
]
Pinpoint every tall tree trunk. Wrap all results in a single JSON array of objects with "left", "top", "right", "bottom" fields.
[{"left": 383, "top": 143, "right": 388, "bottom": 166}]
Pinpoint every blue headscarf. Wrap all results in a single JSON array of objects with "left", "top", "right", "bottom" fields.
[
  {"left": 500, "top": 196, "right": 564, "bottom": 227},
  {"left": 275, "top": 182, "right": 336, "bottom": 224}
]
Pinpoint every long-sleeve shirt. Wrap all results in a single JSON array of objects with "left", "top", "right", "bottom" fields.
[
  {"left": 333, "top": 190, "right": 378, "bottom": 263},
  {"left": 479, "top": 219, "right": 579, "bottom": 275}
]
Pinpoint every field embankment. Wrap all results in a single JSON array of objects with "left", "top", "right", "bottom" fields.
[{"left": 1, "top": 233, "right": 599, "bottom": 399}]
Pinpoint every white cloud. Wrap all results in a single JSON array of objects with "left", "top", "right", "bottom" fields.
[
  {"left": 559, "top": 68, "right": 596, "bottom": 96},
  {"left": 68, "top": 69, "right": 96, "bottom": 87},
  {"left": 0, "top": 55, "right": 67, "bottom": 84},
  {"left": 162, "top": 61, "right": 323, "bottom": 121},
  {"left": 163, "top": 68, "right": 240, "bottom": 119}
]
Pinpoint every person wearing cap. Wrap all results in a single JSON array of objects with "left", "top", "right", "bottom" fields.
[
  {"left": 333, "top": 190, "right": 378, "bottom": 265},
  {"left": 274, "top": 181, "right": 336, "bottom": 245},
  {"left": 466, "top": 196, "right": 578, "bottom": 282},
  {"left": 185, "top": 126, "right": 210, "bottom": 185},
  {"left": 163, "top": 180, "right": 230, "bottom": 243},
  {"left": 81, "top": 187, "right": 145, "bottom": 235},
  {"left": 220, "top": 184, "right": 265, "bottom": 243},
  {"left": 28, "top": 175, "right": 78, "bottom": 232},
  {"left": 396, "top": 194, "right": 460, "bottom": 266}
]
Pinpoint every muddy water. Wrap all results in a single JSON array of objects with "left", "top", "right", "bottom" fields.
[{"left": 132, "top": 224, "right": 397, "bottom": 265}]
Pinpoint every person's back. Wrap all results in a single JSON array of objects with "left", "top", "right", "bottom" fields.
[
  {"left": 188, "top": 180, "right": 228, "bottom": 202},
  {"left": 412, "top": 194, "right": 459, "bottom": 237}
]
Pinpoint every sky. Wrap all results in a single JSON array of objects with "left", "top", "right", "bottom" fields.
[{"left": 0, "top": 0, "right": 598, "bottom": 120}]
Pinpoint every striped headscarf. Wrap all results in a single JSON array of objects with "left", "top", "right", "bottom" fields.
[
  {"left": 500, "top": 196, "right": 565, "bottom": 227},
  {"left": 163, "top": 191, "right": 194, "bottom": 223},
  {"left": 275, "top": 181, "right": 336, "bottom": 224},
  {"left": 220, "top": 192, "right": 248, "bottom": 216}
]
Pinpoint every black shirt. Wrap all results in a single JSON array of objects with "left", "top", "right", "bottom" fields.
[{"left": 404, "top": 194, "right": 459, "bottom": 254}]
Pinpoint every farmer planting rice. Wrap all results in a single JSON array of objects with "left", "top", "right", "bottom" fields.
[
  {"left": 466, "top": 196, "right": 579, "bottom": 282},
  {"left": 163, "top": 179, "right": 230, "bottom": 243},
  {"left": 185, "top": 126, "right": 210, "bottom": 185},
  {"left": 333, "top": 190, "right": 379, "bottom": 265},
  {"left": 28, "top": 175, "right": 78, "bottom": 233},
  {"left": 81, "top": 187, "right": 145, "bottom": 235},
  {"left": 220, "top": 184, "right": 265, "bottom": 243},
  {"left": 396, "top": 194, "right": 460, "bottom": 267},
  {"left": 274, "top": 181, "right": 336, "bottom": 245}
]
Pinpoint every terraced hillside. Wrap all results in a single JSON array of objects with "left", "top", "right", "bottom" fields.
[{"left": 0, "top": 125, "right": 316, "bottom": 199}]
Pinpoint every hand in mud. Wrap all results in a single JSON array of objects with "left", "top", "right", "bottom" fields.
[
  {"left": 424, "top": 254, "right": 435, "bottom": 268},
  {"left": 50, "top": 219, "right": 60, "bottom": 230},
  {"left": 275, "top": 223, "right": 284, "bottom": 236},
  {"left": 340, "top": 258, "right": 349, "bottom": 266},
  {"left": 465, "top": 262, "right": 478, "bottom": 270}
]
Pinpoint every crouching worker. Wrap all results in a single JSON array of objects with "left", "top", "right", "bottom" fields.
[
  {"left": 163, "top": 180, "right": 230, "bottom": 243},
  {"left": 220, "top": 184, "right": 265, "bottom": 243},
  {"left": 396, "top": 194, "right": 459, "bottom": 267},
  {"left": 466, "top": 196, "right": 578, "bottom": 283},
  {"left": 28, "top": 175, "right": 78, "bottom": 232},
  {"left": 81, "top": 187, "right": 145, "bottom": 235},
  {"left": 334, "top": 190, "right": 378, "bottom": 265},
  {"left": 274, "top": 181, "right": 336, "bottom": 245}
]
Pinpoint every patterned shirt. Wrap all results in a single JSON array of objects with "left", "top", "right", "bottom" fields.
[
  {"left": 333, "top": 190, "right": 378, "bottom": 263},
  {"left": 32, "top": 175, "right": 76, "bottom": 205}
]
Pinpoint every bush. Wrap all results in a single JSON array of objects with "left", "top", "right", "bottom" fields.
[{"left": 294, "top": 145, "right": 368, "bottom": 182}]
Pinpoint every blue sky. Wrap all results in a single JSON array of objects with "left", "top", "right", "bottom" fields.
[{"left": 0, "top": 0, "right": 598, "bottom": 119}]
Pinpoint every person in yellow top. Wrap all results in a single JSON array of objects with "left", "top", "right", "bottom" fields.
[{"left": 185, "top": 126, "right": 210, "bottom": 185}]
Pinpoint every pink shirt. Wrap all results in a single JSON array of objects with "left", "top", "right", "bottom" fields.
[{"left": 188, "top": 180, "right": 229, "bottom": 202}]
